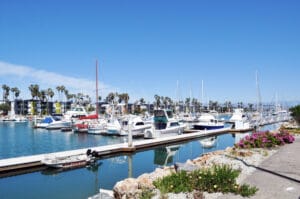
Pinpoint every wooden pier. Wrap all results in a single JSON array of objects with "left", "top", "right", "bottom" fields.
[{"left": 0, "top": 128, "right": 240, "bottom": 177}]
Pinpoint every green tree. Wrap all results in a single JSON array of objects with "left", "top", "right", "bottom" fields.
[
  {"left": 46, "top": 88, "right": 55, "bottom": 101},
  {"left": 10, "top": 87, "right": 20, "bottom": 100},
  {"left": 290, "top": 105, "right": 300, "bottom": 124},
  {"left": 28, "top": 84, "right": 40, "bottom": 100},
  {"left": 154, "top": 95, "right": 161, "bottom": 109},
  {"left": 2, "top": 84, "right": 10, "bottom": 101},
  {"left": 105, "top": 92, "right": 116, "bottom": 104},
  {"left": 0, "top": 103, "right": 10, "bottom": 114},
  {"left": 185, "top": 97, "right": 191, "bottom": 113}
]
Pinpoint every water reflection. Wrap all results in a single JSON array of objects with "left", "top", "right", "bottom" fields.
[
  {"left": 199, "top": 136, "right": 217, "bottom": 149},
  {"left": 154, "top": 144, "right": 181, "bottom": 166},
  {"left": 41, "top": 161, "right": 102, "bottom": 176}
]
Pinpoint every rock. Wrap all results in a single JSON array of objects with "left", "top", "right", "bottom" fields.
[
  {"left": 113, "top": 178, "right": 140, "bottom": 199},
  {"left": 137, "top": 174, "right": 155, "bottom": 189},
  {"left": 174, "top": 162, "right": 200, "bottom": 172}
]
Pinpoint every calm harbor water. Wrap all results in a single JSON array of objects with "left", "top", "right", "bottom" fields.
[{"left": 0, "top": 120, "right": 282, "bottom": 199}]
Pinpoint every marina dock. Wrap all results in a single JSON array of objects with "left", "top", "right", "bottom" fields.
[{"left": 0, "top": 128, "right": 235, "bottom": 177}]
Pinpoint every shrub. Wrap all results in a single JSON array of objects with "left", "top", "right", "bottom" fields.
[
  {"left": 235, "top": 130, "right": 295, "bottom": 149},
  {"left": 139, "top": 188, "right": 155, "bottom": 199},
  {"left": 153, "top": 170, "right": 192, "bottom": 194},
  {"left": 290, "top": 105, "right": 300, "bottom": 124},
  {"left": 153, "top": 164, "right": 258, "bottom": 197}
]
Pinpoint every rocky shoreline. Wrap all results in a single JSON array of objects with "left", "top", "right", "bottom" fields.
[
  {"left": 90, "top": 123, "right": 299, "bottom": 199},
  {"left": 110, "top": 146, "right": 278, "bottom": 199}
]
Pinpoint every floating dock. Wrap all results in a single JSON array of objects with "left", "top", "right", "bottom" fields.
[{"left": 0, "top": 128, "right": 238, "bottom": 177}]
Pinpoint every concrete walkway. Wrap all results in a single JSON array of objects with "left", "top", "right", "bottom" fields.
[{"left": 219, "top": 136, "right": 300, "bottom": 199}]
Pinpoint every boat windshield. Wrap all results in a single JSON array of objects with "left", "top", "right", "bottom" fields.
[{"left": 166, "top": 110, "right": 173, "bottom": 118}]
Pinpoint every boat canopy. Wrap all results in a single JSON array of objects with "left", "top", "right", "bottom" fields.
[
  {"left": 42, "top": 117, "right": 53, "bottom": 124},
  {"left": 79, "top": 114, "right": 98, "bottom": 120}
]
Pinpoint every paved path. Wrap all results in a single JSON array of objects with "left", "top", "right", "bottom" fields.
[{"left": 220, "top": 136, "right": 300, "bottom": 199}]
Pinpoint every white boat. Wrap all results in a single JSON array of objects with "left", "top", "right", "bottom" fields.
[
  {"left": 229, "top": 108, "right": 251, "bottom": 130},
  {"left": 106, "top": 118, "right": 125, "bottom": 135},
  {"left": 144, "top": 109, "right": 186, "bottom": 139},
  {"left": 120, "top": 115, "right": 152, "bottom": 137},
  {"left": 105, "top": 115, "right": 152, "bottom": 136},
  {"left": 193, "top": 113, "right": 224, "bottom": 130},
  {"left": 87, "top": 118, "right": 107, "bottom": 134},
  {"left": 46, "top": 116, "right": 71, "bottom": 130},
  {"left": 35, "top": 116, "right": 54, "bottom": 128},
  {"left": 35, "top": 115, "right": 71, "bottom": 129},
  {"left": 64, "top": 106, "right": 88, "bottom": 120},
  {"left": 2, "top": 115, "right": 27, "bottom": 122},
  {"left": 41, "top": 151, "right": 95, "bottom": 169}
]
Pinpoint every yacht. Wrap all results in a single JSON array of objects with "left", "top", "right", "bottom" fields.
[
  {"left": 35, "top": 115, "right": 71, "bottom": 129},
  {"left": 229, "top": 108, "right": 251, "bottom": 130},
  {"left": 144, "top": 109, "right": 186, "bottom": 139},
  {"left": 64, "top": 106, "right": 88, "bottom": 120},
  {"left": 193, "top": 113, "right": 224, "bottom": 130},
  {"left": 106, "top": 115, "right": 152, "bottom": 136},
  {"left": 87, "top": 118, "right": 107, "bottom": 135}
]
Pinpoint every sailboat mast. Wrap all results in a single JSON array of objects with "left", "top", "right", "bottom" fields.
[
  {"left": 96, "top": 60, "right": 99, "bottom": 115},
  {"left": 201, "top": 80, "right": 204, "bottom": 112},
  {"left": 256, "top": 71, "right": 262, "bottom": 113}
]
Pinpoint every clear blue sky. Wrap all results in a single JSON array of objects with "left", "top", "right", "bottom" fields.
[{"left": 1, "top": 0, "right": 300, "bottom": 105}]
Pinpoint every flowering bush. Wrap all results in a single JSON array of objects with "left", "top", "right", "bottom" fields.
[
  {"left": 235, "top": 130, "right": 295, "bottom": 149},
  {"left": 153, "top": 165, "right": 258, "bottom": 197}
]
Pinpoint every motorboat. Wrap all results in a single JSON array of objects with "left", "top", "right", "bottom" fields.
[
  {"left": 35, "top": 115, "right": 71, "bottom": 129},
  {"left": 144, "top": 109, "right": 186, "bottom": 139},
  {"left": 64, "top": 106, "right": 88, "bottom": 120},
  {"left": 46, "top": 117, "right": 71, "bottom": 130},
  {"left": 73, "top": 122, "right": 89, "bottom": 133},
  {"left": 193, "top": 113, "right": 224, "bottom": 130},
  {"left": 41, "top": 150, "right": 96, "bottom": 169},
  {"left": 34, "top": 116, "right": 55, "bottom": 128},
  {"left": 106, "top": 118, "right": 125, "bottom": 135},
  {"left": 229, "top": 108, "right": 250, "bottom": 130},
  {"left": 73, "top": 114, "right": 99, "bottom": 133},
  {"left": 87, "top": 118, "right": 107, "bottom": 135},
  {"left": 120, "top": 115, "right": 152, "bottom": 137}
]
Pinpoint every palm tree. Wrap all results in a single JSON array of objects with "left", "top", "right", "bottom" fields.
[
  {"left": 45, "top": 88, "right": 54, "bottom": 115},
  {"left": 139, "top": 97, "right": 145, "bottom": 105},
  {"left": 46, "top": 88, "right": 55, "bottom": 101},
  {"left": 185, "top": 97, "right": 191, "bottom": 113},
  {"left": 38, "top": 90, "right": 47, "bottom": 101},
  {"left": 105, "top": 92, "right": 116, "bottom": 104},
  {"left": 56, "top": 85, "right": 65, "bottom": 101},
  {"left": 2, "top": 84, "right": 10, "bottom": 102},
  {"left": 154, "top": 95, "right": 160, "bottom": 109},
  {"left": 10, "top": 87, "right": 20, "bottom": 100},
  {"left": 237, "top": 102, "right": 244, "bottom": 109},
  {"left": 64, "top": 89, "right": 69, "bottom": 102},
  {"left": 248, "top": 103, "right": 254, "bottom": 112},
  {"left": 28, "top": 84, "right": 40, "bottom": 100}
]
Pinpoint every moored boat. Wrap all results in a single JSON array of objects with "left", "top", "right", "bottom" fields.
[
  {"left": 193, "top": 113, "right": 224, "bottom": 130},
  {"left": 41, "top": 150, "right": 96, "bottom": 169},
  {"left": 144, "top": 109, "right": 186, "bottom": 139}
]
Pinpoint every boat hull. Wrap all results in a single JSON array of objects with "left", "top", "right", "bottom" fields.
[{"left": 193, "top": 124, "right": 224, "bottom": 130}]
